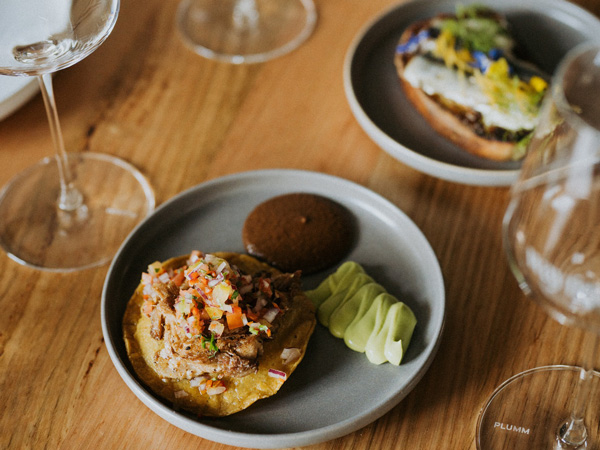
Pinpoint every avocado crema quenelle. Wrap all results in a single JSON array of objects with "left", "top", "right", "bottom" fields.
[{"left": 306, "top": 262, "right": 417, "bottom": 365}]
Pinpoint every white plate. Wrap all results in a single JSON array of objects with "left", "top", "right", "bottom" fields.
[
  {"left": 0, "top": 76, "right": 38, "bottom": 121},
  {"left": 101, "top": 169, "right": 445, "bottom": 448},
  {"left": 343, "top": 0, "right": 600, "bottom": 186}
]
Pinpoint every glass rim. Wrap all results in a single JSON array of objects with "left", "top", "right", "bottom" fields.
[{"left": 551, "top": 41, "right": 600, "bottom": 134}]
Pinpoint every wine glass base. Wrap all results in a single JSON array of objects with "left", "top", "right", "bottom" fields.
[
  {"left": 0, "top": 152, "right": 155, "bottom": 272},
  {"left": 477, "top": 365, "right": 600, "bottom": 449},
  {"left": 176, "top": 0, "right": 317, "bottom": 64}
]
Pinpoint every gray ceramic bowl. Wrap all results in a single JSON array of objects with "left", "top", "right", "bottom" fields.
[{"left": 344, "top": 0, "right": 600, "bottom": 186}]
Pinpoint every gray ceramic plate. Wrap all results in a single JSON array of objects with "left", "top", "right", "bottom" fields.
[
  {"left": 344, "top": 0, "right": 600, "bottom": 186},
  {"left": 101, "top": 169, "right": 445, "bottom": 448},
  {"left": 0, "top": 76, "right": 38, "bottom": 121}
]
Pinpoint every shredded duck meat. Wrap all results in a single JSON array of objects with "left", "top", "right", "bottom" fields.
[{"left": 140, "top": 253, "right": 301, "bottom": 380}]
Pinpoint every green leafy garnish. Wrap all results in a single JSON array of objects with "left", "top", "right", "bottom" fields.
[
  {"left": 512, "top": 132, "right": 533, "bottom": 160},
  {"left": 441, "top": 5, "right": 509, "bottom": 53},
  {"left": 201, "top": 333, "right": 218, "bottom": 354}
]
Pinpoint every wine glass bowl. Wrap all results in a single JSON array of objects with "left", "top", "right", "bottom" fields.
[
  {"left": 0, "top": 0, "right": 119, "bottom": 75},
  {"left": 0, "top": 0, "right": 154, "bottom": 271},
  {"left": 504, "top": 45, "right": 600, "bottom": 335},
  {"left": 176, "top": 0, "right": 317, "bottom": 64},
  {"left": 477, "top": 43, "right": 600, "bottom": 449}
]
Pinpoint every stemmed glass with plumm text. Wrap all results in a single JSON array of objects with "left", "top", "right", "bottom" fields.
[
  {"left": 477, "top": 43, "right": 600, "bottom": 449},
  {"left": 175, "top": 0, "right": 316, "bottom": 64},
  {"left": 0, "top": 0, "right": 154, "bottom": 271}
]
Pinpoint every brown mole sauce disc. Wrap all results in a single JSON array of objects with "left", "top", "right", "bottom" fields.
[{"left": 242, "top": 193, "right": 355, "bottom": 274}]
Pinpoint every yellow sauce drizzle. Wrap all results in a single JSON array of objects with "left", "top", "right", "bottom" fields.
[{"left": 306, "top": 262, "right": 417, "bottom": 365}]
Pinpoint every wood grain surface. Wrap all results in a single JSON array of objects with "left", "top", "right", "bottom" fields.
[{"left": 2, "top": 0, "right": 600, "bottom": 449}]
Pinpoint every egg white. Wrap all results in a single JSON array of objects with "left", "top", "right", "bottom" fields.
[{"left": 403, "top": 54, "right": 538, "bottom": 132}]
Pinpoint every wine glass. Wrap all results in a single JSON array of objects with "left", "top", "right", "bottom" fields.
[
  {"left": 0, "top": 0, "right": 155, "bottom": 272},
  {"left": 477, "top": 43, "right": 600, "bottom": 449},
  {"left": 175, "top": 0, "right": 317, "bottom": 64}
]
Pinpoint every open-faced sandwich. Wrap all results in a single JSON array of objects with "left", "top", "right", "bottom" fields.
[
  {"left": 123, "top": 251, "right": 316, "bottom": 417},
  {"left": 394, "top": 4, "right": 549, "bottom": 161}
]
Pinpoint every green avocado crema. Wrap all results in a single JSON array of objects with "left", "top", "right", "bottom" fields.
[{"left": 305, "top": 261, "right": 417, "bottom": 365}]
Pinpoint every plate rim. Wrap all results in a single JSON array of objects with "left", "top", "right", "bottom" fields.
[
  {"left": 101, "top": 168, "right": 446, "bottom": 448},
  {"left": 343, "top": 0, "right": 600, "bottom": 187}
]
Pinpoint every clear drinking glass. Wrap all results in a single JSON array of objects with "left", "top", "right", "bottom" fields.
[
  {"left": 477, "top": 43, "right": 600, "bottom": 449},
  {"left": 176, "top": 0, "right": 317, "bottom": 64},
  {"left": 0, "top": 0, "right": 154, "bottom": 272}
]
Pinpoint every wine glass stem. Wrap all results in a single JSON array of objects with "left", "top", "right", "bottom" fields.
[
  {"left": 558, "top": 337, "right": 600, "bottom": 447},
  {"left": 233, "top": 0, "right": 259, "bottom": 28},
  {"left": 37, "top": 74, "right": 84, "bottom": 212}
]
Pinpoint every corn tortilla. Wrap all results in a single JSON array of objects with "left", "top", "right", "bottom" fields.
[{"left": 123, "top": 252, "right": 316, "bottom": 417}]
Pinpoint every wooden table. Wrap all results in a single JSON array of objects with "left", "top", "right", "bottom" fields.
[{"left": 2, "top": 0, "right": 600, "bottom": 448}]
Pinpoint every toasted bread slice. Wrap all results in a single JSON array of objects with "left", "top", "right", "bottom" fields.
[
  {"left": 394, "top": 8, "right": 545, "bottom": 161},
  {"left": 396, "top": 51, "right": 515, "bottom": 161}
]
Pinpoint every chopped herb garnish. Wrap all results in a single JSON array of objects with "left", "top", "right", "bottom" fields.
[{"left": 201, "top": 333, "right": 219, "bottom": 353}]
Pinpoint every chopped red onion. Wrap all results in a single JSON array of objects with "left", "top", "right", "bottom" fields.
[
  {"left": 262, "top": 308, "right": 279, "bottom": 323},
  {"left": 239, "top": 284, "right": 252, "bottom": 295},
  {"left": 280, "top": 347, "right": 301, "bottom": 364},
  {"left": 253, "top": 297, "right": 268, "bottom": 313},
  {"left": 268, "top": 369, "right": 287, "bottom": 381},
  {"left": 190, "top": 376, "right": 207, "bottom": 387},
  {"left": 158, "top": 272, "right": 170, "bottom": 283},
  {"left": 209, "top": 321, "right": 224, "bottom": 337},
  {"left": 206, "top": 385, "right": 226, "bottom": 395}
]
